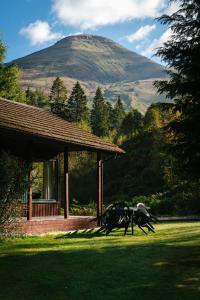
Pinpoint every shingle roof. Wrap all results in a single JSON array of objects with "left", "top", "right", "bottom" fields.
[{"left": 0, "top": 98, "right": 124, "bottom": 154}]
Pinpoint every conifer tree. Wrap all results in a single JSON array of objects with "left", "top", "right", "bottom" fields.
[
  {"left": 91, "top": 87, "right": 110, "bottom": 137},
  {"left": 113, "top": 96, "right": 126, "bottom": 130},
  {"left": 105, "top": 101, "right": 114, "bottom": 132},
  {"left": 66, "top": 81, "right": 89, "bottom": 123},
  {"left": 154, "top": 0, "right": 200, "bottom": 180},
  {"left": 49, "top": 77, "right": 67, "bottom": 118}
]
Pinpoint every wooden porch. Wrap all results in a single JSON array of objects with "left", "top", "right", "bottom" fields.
[{"left": 0, "top": 98, "right": 124, "bottom": 234}]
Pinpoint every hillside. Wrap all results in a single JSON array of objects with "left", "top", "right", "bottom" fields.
[{"left": 9, "top": 34, "right": 168, "bottom": 113}]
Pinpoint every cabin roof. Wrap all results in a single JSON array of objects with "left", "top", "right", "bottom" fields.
[{"left": 0, "top": 98, "right": 124, "bottom": 154}]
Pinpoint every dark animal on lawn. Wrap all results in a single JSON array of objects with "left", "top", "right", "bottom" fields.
[
  {"left": 100, "top": 201, "right": 131, "bottom": 235},
  {"left": 134, "top": 203, "right": 158, "bottom": 235}
]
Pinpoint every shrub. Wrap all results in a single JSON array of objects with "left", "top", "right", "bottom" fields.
[
  {"left": 69, "top": 200, "right": 97, "bottom": 216},
  {"left": 0, "top": 151, "right": 29, "bottom": 236}
]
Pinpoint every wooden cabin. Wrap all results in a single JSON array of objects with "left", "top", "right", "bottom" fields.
[{"left": 0, "top": 98, "right": 124, "bottom": 233}]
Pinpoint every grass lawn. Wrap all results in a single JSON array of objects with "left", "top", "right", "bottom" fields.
[{"left": 0, "top": 222, "right": 200, "bottom": 300}]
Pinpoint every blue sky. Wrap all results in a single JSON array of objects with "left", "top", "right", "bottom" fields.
[{"left": 0, "top": 0, "right": 178, "bottom": 63}]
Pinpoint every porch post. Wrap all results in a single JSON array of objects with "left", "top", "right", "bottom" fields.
[
  {"left": 97, "top": 152, "right": 103, "bottom": 226},
  {"left": 64, "top": 147, "right": 69, "bottom": 218},
  {"left": 27, "top": 162, "right": 32, "bottom": 221}
]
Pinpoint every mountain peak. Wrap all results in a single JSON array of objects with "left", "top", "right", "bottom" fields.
[
  {"left": 55, "top": 34, "right": 115, "bottom": 44},
  {"left": 8, "top": 34, "right": 168, "bottom": 112},
  {"left": 11, "top": 34, "right": 165, "bottom": 84},
  {"left": 54, "top": 34, "right": 124, "bottom": 52}
]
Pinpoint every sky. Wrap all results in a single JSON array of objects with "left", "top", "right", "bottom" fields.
[{"left": 0, "top": 0, "right": 179, "bottom": 64}]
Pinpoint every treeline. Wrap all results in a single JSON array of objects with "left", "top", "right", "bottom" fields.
[{"left": 26, "top": 77, "right": 143, "bottom": 140}]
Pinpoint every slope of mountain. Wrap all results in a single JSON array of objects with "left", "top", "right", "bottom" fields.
[{"left": 9, "top": 35, "right": 168, "bottom": 113}]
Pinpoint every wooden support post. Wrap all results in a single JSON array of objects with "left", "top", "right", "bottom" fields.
[
  {"left": 64, "top": 148, "right": 69, "bottom": 218},
  {"left": 97, "top": 152, "right": 103, "bottom": 226},
  {"left": 101, "top": 160, "right": 103, "bottom": 222},
  {"left": 27, "top": 163, "right": 32, "bottom": 221}
]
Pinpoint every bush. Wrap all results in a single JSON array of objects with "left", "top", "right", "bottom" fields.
[
  {"left": 0, "top": 151, "right": 29, "bottom": 236},
  {"left": 130, "top": 187, "right": 200, "bottom": 216},
  {"left": 69, "top": 200, "right": 97, "bottom": 216},
  {"left": 131, "top": 193, "right": 175, "bottom": 215}
]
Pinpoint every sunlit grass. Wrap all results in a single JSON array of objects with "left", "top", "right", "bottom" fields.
[{"left": 0, "top": 222, "right": 200, "bottom": 300}]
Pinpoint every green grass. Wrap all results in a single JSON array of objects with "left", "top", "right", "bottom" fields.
[{"left": 0, "top": 222, "right": 200, "bottom": 300}]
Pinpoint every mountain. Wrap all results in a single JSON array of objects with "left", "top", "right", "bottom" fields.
[{"left": 9, "top": 35, "right": 168, "bottom": 113}]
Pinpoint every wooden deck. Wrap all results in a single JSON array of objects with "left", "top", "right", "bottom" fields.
[{"left": 18, "top": 216, "right": 97, "bottom": 234}]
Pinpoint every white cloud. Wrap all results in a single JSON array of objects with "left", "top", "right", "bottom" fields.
[
  {"left": 68, "top": 32, "right": 83, "bottom": 36},
  {"left": 165, "top": 1, "right": 180, "bottom": 15},
  {"left": 141, "top": 28, "right": 172, "bottom": 57},
  {"left": 125, "top": 24, "right": 156, "bottom": 42},
  {"left": 19, "top": 20, "right": 62, "bottom": 45},
  {"left": 52, "top": 0, "right": 167, "bottom": 30}
]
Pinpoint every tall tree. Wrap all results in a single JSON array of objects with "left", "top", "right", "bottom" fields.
[
  {"left": 105, "top": 100, "right": 114, "bottom": 132},
  {"left": 66, "top": 81, "right": 89, "bottom": 123},
  {"left": 0, "top": 40, "right": 26, "bottom": 102},
  {"left": 49, "top": 77, "right": 67, "bottom": 118},
  {"left": 113, "top": 96, "right": 126, "bottom": 130},
  {"left": 154, "top": 0, "right": 200, "bottom": 180},
  {"left": 91, "top": 87, "right": 110, "bottom": 137}
]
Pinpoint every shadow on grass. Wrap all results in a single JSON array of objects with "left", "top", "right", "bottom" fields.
[
  {"left": 56, "top": 228, "right": 104, "bottom": 239},
  {"left": 55, "top": 226, "right": 153, "bottom": 239},
  {"left": 0, "top": 239, "right": 200, "bottom": 300}
]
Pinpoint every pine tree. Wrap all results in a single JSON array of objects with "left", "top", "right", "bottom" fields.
[
  {"left": 91, "top": 87, "right": 110, "bottom": 137},
  {"left": 154, "top": 0, "right": 200, "bottom": 180},
  {"left": 0, "top": 41, "right": 26, "bottom": 103},
  {"left": 113, "top": 96, "right": 126, "bottom": 130},
  {"left": 105, "top": 100, "right": 114, "bottom": 132},
  {"left": 49, "top": 77, "right": 67, "bottom": 118},
  {"left": 66, "top": 81, "right": 89, "bottom": 123}
]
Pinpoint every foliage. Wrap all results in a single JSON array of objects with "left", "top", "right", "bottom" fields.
[
  {"left": 68, "top": 151, "right": 96, "bottom": 205},
  {"left": 26, "top": 87, "right": 48, "bottom": 108},
  {"left": 49, "top": 77, "right": 67, "bottom": 118},
  {"left": 120, "top": 109, "right": 144, "bottom": 138},
  {"left": 0, "top": 64, "right": 26, "bottom": 102},
  {"left": 91, "top": 87, "right": 110, "bottom": 137},
  {"left": 130, "top": 182, "right": 200, "bottom": 216},
  {"left": 154, "top": 0, "right": 200, "bottom": 181},
  {"left": 66, "top": 81, "right": 89, "bottom": 123},
  {"left": 32, "top": 162, "right": 43, "bottom": 196},
  {"left": 0, "top": 39, "right": 26, "bottom": 102},
  {"left": 104, "top": 129, "right": 166, "bottom": 202},
  {"left": 0, "top": 40, "right": 6, "bottom": 64},
  {"left": 112, "top": 96, "right": 126, "bottom": 130},
  {"left": 104, "top": 103, "right": 174, "bottom": 206},
  {"left": 69, "top": 200, "right": 97, "bottom": 216},
  {"left": 0, "top": 151, "right": 29, "bottom": 235},
  {"left": 144, "top": 105, "right": 162, "bottom": 131}
]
